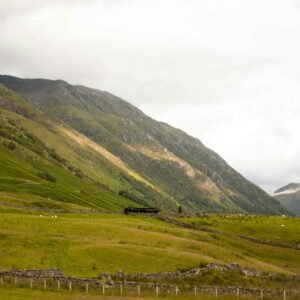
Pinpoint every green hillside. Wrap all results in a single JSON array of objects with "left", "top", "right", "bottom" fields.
[
  {"left": 0, "top": 84, "right": 170, "bottom": 211},
  {"left": 0, "top": 75, "right": 287, "bottom": 214}
]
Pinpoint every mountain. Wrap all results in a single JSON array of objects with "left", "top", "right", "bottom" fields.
[
  {"left": 0, "top": 75, "right": 287, "bottom": 214},
  {"left": 275, "top": 183, "right": 300, "bottom": 195},
  {"left": 274, "top": 183, "right": 300, "bottom": 216},
  {"left": 0, "top": 83, "right": 143, "bottom": 211}
]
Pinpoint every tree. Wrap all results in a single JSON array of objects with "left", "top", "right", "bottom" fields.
[{"left": 178, "top": 205, "right": 183, "bottom": 214}]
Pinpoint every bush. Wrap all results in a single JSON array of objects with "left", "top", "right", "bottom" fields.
[
  {"left": 7, "top": 119, "right": 16, "bottom": 126},
  {"left": 38, "top": 172, "right": 57, "bottom": 183},
  {"left": 68, "top": 165, "right": 84, "bottom": 178},
  {"left": 178, "top": 205, "right": 183, "bottom": 214},
  {"left": 0, "top": 129, "right": 11, "bottom": 139},
  {"left": 5, "top": 141, "right": 16, "bottom": 150}
]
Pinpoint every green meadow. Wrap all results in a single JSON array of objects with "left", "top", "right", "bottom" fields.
[
  {"left": 0, "top": 288, "right": 261, "bottom": 300},
  {"left": 0, "top": 207, "right": 299, "bottom": 284},
  {"left": 175, "top": 214, "right": 300, "bottom": 246}
]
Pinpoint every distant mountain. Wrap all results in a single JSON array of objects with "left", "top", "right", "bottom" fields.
[
  {"left": 0, "top": 75, "right": 288, "bottom": 214},
  {"left": 275, "top": 183, "right": 300, "bottom": 195},
  {"left": 274, "top": 183, "right": 300, "bottom": 216}
]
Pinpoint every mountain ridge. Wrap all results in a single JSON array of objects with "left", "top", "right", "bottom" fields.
[
  {"left": 0, "top": 74, "right": 287, "bottom": 214},
  {"left": 274, "top": 183, "right": 300, "bottom": 195},
  {"left": 274, "top": 183, "right": 300, "bottom": 215}
]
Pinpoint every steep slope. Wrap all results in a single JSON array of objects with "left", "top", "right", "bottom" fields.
[
  {"left": 0, "top": 84, "right": 178, "bottom": 211},
  {"left": 0, "top": 75, "right": 287, "bottom": 214},
  {"left": 274, "top": 183, "right": 300, "bottom": 216}
]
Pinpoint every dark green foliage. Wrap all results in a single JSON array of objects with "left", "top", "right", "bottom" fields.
[
  {"left": 178, "top": 205, "right": 183, "bottom": 214},
  {"left": 67, "top": 165, "right": 84, "bottom": 178},
  {"left": 4, "top": 141, "right": 16, "bottom": 150},
  {"left": 38, "top": 172, "right": 57, "bottom": 183},
  {"left": 0, "top": 128, "right": 11, "bottom": 139}
]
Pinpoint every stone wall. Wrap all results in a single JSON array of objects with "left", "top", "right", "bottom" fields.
[
  {"left": 110, "top": 263, "right": 263, "bottom": 282},
  {"left": 0, "top": 268, "right": 299, "bottom": 298}
]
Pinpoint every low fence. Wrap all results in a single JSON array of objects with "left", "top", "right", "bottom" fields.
[{"left": 0, "top": 274, "right": 299, "bottom": 299}]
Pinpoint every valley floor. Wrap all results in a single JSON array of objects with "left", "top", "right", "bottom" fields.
[{"left": 0, "top": 206, "right": 299, "bottom": 292}]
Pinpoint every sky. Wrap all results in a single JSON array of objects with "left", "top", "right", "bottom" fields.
[{"left": 1, "top": 0, "right": 300, "bottom": 194}]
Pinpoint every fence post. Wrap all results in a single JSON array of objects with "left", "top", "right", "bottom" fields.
[
  {"left": 194, "top": 286, "right": 197, "bottom": 297},
  {"left": 283, "top": 290, "right": 286, "bottom": 300},
  {"left": 102, "top": 283, "right": 105, "bottom": 295},
  {"left": 69, "top": 280, "right": 72, "bottom": 292},
  {"left": 156, "top": 285, "right": 159, "bottom": 296},
  {"left": 57, "top": 280, "right": 60, "bottom": 292},
  {"left": 137, "top": 285, "right": 140, "bottom": 296},
  {"left": 215, "top": 287, "right": 218, "bottom": 299},
  {"left": 261, "top": 289, "right": 264, "bottom": 300},
  {"left": 237, "top": 288, "right": 240, "bottom": 298},
  {"left": 175, "top": 286, "right": 178, "bottom": 296},
  {"left": 0, "top": 277, "right": 3, "bottom": 287},
  {"left": 120, "top": 284, "right": 123, "bottom": 296},
  {"left": 86, "top": 282, "right": 89, "bottom": 294},
  {"left": 43, "top": 279, "right": 47, "bottom": 290},
  {"left": 14, "top": 277, "right": 17, "bottom": 286},
  {"left": 30, "top": 279, "right": 33, "bottom": 289}
]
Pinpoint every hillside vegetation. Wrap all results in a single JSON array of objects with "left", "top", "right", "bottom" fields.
[
  {"left": 0, "top": 84, "right": 173, "bottom": 211},
  {"left": 0, "top": 75, "right": 287, "bottom": 214}
]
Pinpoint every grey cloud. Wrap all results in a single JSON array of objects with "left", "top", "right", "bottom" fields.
[
  {"left": 0, "top": 0, "right": 102, "bottom": 20},
  {"left": 1, "top": 0, "right": 300, "bottom": 194}
]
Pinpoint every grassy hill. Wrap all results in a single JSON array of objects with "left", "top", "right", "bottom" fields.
[{"left": 0, "top": 75, "right": 287, "bottom": 214}]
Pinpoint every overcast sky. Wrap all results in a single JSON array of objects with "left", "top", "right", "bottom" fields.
[{"left": 1, "top": 0, "right": 300, "bottom": 194}]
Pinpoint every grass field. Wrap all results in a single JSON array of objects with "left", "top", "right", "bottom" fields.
[
  {"left": 0, "top": 288, "right": 260, "bottom": 300},
  {"left": 175, "top": 214, "right": 300, "bottom": 245},
  {"left": 0, "top": 208, "right": 300, "bottom": 283}
]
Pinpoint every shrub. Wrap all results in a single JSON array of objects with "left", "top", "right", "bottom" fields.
[
  {"left": 7, "top": 119, "right": 16, "bottom": 126},
  {"left": 38, "top": 172, "right": 57, "bottom": 183},
  {"left": 0, "top": 129, "right": 11, "bottom": 139},
  {"left": 178, "top": 205, "right": 183, "bottom": 214},
  {"left": 5, "top": 141, "right": 16, "bottom": 150}
]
